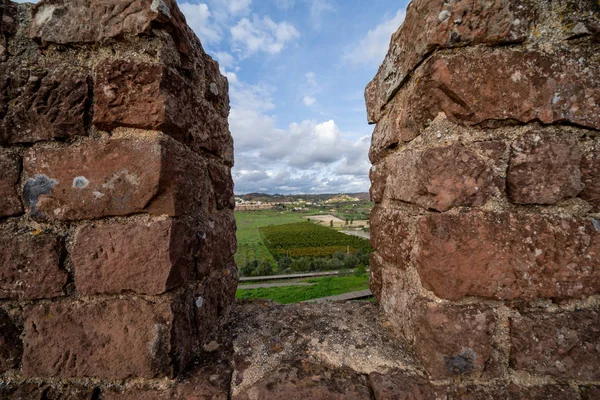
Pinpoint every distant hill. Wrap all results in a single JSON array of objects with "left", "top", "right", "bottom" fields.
[{"left": 235, "top": 192, "right": 371, "bottom": 203}]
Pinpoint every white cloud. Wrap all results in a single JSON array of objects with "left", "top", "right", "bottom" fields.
[
  {"left": 226, "top": 0, "right": 252, "bottom": 15},
  {"left": 179, "top": 3, "right": 223, "bottom": 45},
  {"left": 231, "top": 15, "right": 300, "bottom": 56},
  {"left": 309, "top": 0, "right": 336, "bottom": 27},
  {"left": 229, "top": 79, "right": 370, "bottom": 194},
  {"left": 214, "top": 51, "right": 236, "bottom": 69},
  {"left": 344, "top": 8, "right": 406, "bottom": 67},
  {"left": 303, "top": 96, "right": 316, "bottom": 106}
]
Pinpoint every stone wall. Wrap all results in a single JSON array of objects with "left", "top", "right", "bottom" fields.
[
  {"left": 0, "top": 0, "right": 237, "bottom": 396},
  {"left": 368, "top": 0, "right": 600, "bottom": 393}
]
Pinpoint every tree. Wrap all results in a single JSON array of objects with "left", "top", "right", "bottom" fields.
[
  {"left": 345, "top": 218, "right": 349, "bottom": 225},
  {"left": 350, "top": 218, "right": 354, "bottom": 225},
  {"left": 330, "top": 220, "right": 334, "bottom": 228}
]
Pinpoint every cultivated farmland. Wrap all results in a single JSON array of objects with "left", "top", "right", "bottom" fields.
[{"left": 260, "top": 221, "right": 372, "bottom": 258}]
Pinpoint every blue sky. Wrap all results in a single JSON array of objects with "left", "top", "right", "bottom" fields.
[
  {"left": 17, "top": 0, "right": 409, "bottom": 194},
  {"left": 178, "top": 0, "right": 408, "bottom": 194}
]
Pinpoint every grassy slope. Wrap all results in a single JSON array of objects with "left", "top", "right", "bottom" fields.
[
  {"left": 236, "top": 275, "right": 370, "bottom": 304},
  {"left": 234, "top": 210, "right": 306, "bottom": 266}
]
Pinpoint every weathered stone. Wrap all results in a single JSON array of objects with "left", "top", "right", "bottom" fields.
[
  {"left": 557, "top": 1, "right": 600, "bottom": 41},
  {"left": 0, "top": 63, "right": 90, "bottom": 144},
  {"left": 0, "top": 230, "right": 66, "bottom": 300},
  {"left": 233, "top": 362, "right": 372, "bottom": 400},
  {"left": 23, "top": 132, "right": 206, "bottom": 220},
  {"left": 0, "top": 150, "right": 23, "bottom": 217},
  {"left": 369, "top": 252, "right": 384, "bottom": 301},
  {"left": 93, "top": 60, "right": 233, "bottom": 163},
  {"left": 72, "top": 219, "right": 196, "bottom": 296},
  {"left": 448, "top": 382, "right": 579, "bottom": 400},
  {"left": 0, "top": 0, "right": 18, "bottom": 36},
  {"left": 208, "top": 161, "right": 235, "bottom": 210},
  {"left": 373, "top": 47, "right": 600, "bottom": 148},
  {"left": 366, "top": 0, "right": 534, "bottom": 123},
  {"left": 0, "top": 383, "right": 96, "bottom": 400},
  {"left": 413, "top": 302, "right": 499, "bottom": 379},
  {"left": 0, "top": 309, "right": 21, "bottom": 373},
  {"left": 511, "top": 310, "right": 600, "bottom": 380},
  {"left": 386, "top": 144, "right": 500, "bottom": 211},
  {"left": 22, "top": 297, "right": 194, "bottom": 379},
  {"left": 30, "top": 0, "right": 178, "bottom": 45},
  {"left": 370, "top": 206, "right": 412, "bottom": 266},
  {"left": 581, "top": 144, "right": 600, "bottom": 210},
  {"left": 581, "top": 386, "right": 600, "bottom": 400},
  {"left": 369, "top": 372, "right": 444, "bottom": 400},
  {"left": 507, "top": 131, "right": 583, "bottom": 204},
  {"left": 197, "top": 211, "right": 237, "bottom": 277},
  {"left": 369, "top": 162, "right": 386, "bottom": 203},
  {"left": 415, "top": 212, "right": 600, "bottom": 301},
  {"left": 104, "top": 363, "right": 231, "bottom": 400},
  {"left": 194, "top": 261, "right": 238, "bottom": 346}
]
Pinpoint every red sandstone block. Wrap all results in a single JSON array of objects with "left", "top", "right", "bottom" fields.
[
  {"left": 0, "top": 229, "right": 67, "bottom": 300},
  {"left": 366, "top": 0, "right": 533, "bottom": 123},
  {"left": 208, "top": 161, "right": 235, "bottom": 210},
  {"left": 385, "top": 143, "right": 501, "bottom": 211},
  {"left": 369, "top": 372, "right": 444, "bottom": 400},
  {"left": 370, "top": 206, "right": 412, "bottom": 266},
  {"left": 93, "top": 60, "right": 233, "bottom": 162},
  {"left": 369, "top": 253, "right": 384, "bottom": 301},
  {"left": 22, "top": 297, "right": 195, "bottom": 379},
  {"left": 30, "top": 0, "right": 177, "bottom": 45},
  {"left": 414, "top": 212, "right": 600, "bottom": 301},
  {"left": 581, "top": 144, "right": 600, "bottom": 211},
  {"left": 23, "top": 132, "right": 206, "bottom": 221},
  {"left": 413, "top": 302, "right": 499, "bottom": 379},
  {"left": 197, "top": 211, "right": 237, "bottom": 277},
  {"left": 507, "top": 131, "right": 583, "bottom": 205},
  {"left": 0, "top": 63, "right": 90, "bottom": 145},
  {"left": 369, "top": 162, "right": 386, "bottom": 203},
  {"left": 72, "top": 219, "right": 196, "bottom": 296},
  {"left": 511, "top": 310, "right": 600, "bottom": 380},
  {"left": 0, "top": 151, "right": 23, "bottom": 217},
  {"left": 0, "top": 309, "right": 21, "bottom": 373},
  {"left": 369, "top": 47, "right": 600, "bottom": 158}
]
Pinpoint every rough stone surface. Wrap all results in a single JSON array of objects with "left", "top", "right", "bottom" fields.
[
  {"left": 197, "top": 211, "right": 237, "bottom": 277},
  {"left": 369, "top": 372, "right": 444, "bottom": 400},
  {"left": 72, "top": 219, "right": 197, "bottom": 296},
  {"left": 581, "top": 386, "right": 600, "bottom": 400},
  {"left": 0, "top": 63, "right": 90, "bottom": 144},
  {"left": 22, "top": 298, "right": 193, "bottom": 379},
  {"left": 370, "top": 206, "right": 412, "bottom": 266},
  {"left": 0, "top": 150, "right": 22, "bottom": 217},
  {"left": 366, "top": 0, "right": 534, "bottom": 123},
  {"left": 208, "top": 161, "right": 235, "bottom": 210},
  {"left": 371, "top": 47, "right": 600, "bottom": 153},
  {"left": 369, "top": 162, "right": 386, "bottom": 203},
  {"left": 29, "top": 0, "right": 179, "bottom": 45},
  {"left": 413, "top": 302, "right": 498, "bottom": 379},
  {"left": 581, "top": 144, "right": 600, "bottom": 211},
  {"left": 511, "top": 310, "right": 600, "bottom": 380},
  {"left": 104, "top": 363, "right": 230, "bottom": 400},
  {"left": 94, "top": 60, "right": 233, "bottom": 162},
  {"left": 386, "top": 143, "right": 501, "bottom": 211},
  {"left": 0, "top": 229, "right": 66, "bottom": 300},
  {"left": 415, "top": 212, "right": 600, "bottom": 301},
  {"left": 229, "top": 301, "right": 416, "bottom": 398},
  {"left": 23, "top": 132, "right": 205, "bottom": 220},
  {"left": 0, "top": 383, "right": 97, "bottom": 400},
  {"left": 507, "top": 131, "right": 583, "bottom": 204},
  {"left": 0, "top": 309, "right": 22, "bottom": 373}
]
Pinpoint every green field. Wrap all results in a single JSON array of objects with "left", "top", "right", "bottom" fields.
[
  {"left": 236, "top": 275, "right": 370, "bottom": 304},
  {"left": 234, "top": 210, "right": 307, "bottom": 266},
  {"left": 260, "top": 221, "right": 372, "bottom": 258}
]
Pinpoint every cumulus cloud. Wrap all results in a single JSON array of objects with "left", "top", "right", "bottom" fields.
[
  {"left": 226, "top": 0, "right": 252, "bottom": 15},
  {"left": 178, "top": 3, "right": 224, "bottom": 46},
  {"left": 344, "top": 8, "right": 406, "bottom": 67},
  {"left": 229, "top": 78, "right": 370, "bottom": 194},
  {"left": 303, "top": 96, "right": 316, "bottom": 106},
  {"left": 231, "top": 15, "right": 300, "bottom": 56}
]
